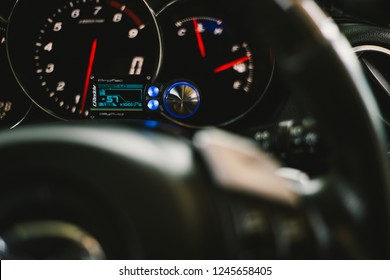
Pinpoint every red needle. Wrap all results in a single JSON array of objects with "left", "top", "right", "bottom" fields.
[
  {"left": 214, "top": 56, "right": 250, "bottom": 73},
  {"left": 80, "top": 38, "right": 98, "bottom": 113},
  {"left": 193, "top": 19, "right": 206, "bottom": 58}
]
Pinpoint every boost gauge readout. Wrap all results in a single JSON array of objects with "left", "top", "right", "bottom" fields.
[{"left": 7, "top": 0, "right": 161, "bottom": 119}]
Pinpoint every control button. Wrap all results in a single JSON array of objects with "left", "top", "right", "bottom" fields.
[
  {"left": 147, "top": 99, "right": 160, "bottom": 111},
  {"left": 147, "top": 86, "right": 160, "bottom": 97},
  {"left": 163, "top": 82, "right": 200, "bottom": 119}
]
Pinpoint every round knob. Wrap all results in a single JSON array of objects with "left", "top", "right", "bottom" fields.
[{"left": 163, "top": 82, "right": 200, "bottom": 119}]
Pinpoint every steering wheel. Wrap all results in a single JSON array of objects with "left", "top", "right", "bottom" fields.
[{"left": 0, "top": 0, "right": 389, "bottom": 259}]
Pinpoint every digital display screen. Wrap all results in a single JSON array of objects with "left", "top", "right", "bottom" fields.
[
  {"left": 88, "top": 75, "right": 163, "bottom": 119},
  {"left": 91, "top": 82, "right": 143, "bottom": 112}
]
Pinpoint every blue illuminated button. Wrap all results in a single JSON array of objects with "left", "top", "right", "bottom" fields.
[
  {"left": 147, "top": 86, "right": 160, "bottom": 97},
  {"left": 147, "top": 99, "right": 160, "bottom": 111}
]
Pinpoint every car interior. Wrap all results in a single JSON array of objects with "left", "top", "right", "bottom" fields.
[{"left": 0, "top": 0, "right": 390, "bottom": 259}]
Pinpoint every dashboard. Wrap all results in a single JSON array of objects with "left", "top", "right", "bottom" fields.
[
  {"left": 1, "top": 0, "right": 390, "bottom": 259},
  {"left": 1, "top": 0, "right": 390, "bottom": 133},
  {"left": 0, "top": 0, "right": 286, "bottom": 130},
  {"left": 2, "top": 0, "right": 390, "bottom": 162}
]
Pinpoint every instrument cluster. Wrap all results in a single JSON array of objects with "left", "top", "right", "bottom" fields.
[{"left": 1, "top": 0, "right": 276, "bottom": 128}]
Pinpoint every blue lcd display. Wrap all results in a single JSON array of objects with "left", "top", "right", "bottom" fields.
[{"left": 91, "top": 82, "right": 143, "bottom": 112}]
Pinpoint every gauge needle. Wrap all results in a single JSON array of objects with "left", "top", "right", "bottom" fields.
[
  {"left": 193, "top": 19, "right": 206, "bottom": 58},
  {"left": 80, "top": 38, "right": 98, "bottom": 113},
  {"left": 214, "top": 56, "right": 250, "bottom": 73}
]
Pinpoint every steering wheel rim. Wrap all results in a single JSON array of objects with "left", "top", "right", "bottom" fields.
[
  {"left": 251, "top": 0, "right": 390, "bottom": 257},
  {"left": 0, "top": 0, "right": 389, "bottom": 259}
]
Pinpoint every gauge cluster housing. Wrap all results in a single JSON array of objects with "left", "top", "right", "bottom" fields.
[{"left": 1, "top": 0, "right": 282, "bottom": 129}]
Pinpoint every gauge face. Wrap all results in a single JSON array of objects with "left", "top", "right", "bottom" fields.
[
  {"left": 158, "top": 1, "right": 274, "bottom": 126},
  {"left": 7, "top": 0, "right": 161, "bottom": 119},
  {"left": 174, "top": 17, "right": 254, "bottom": 94},
  {"left": 0, "top": 21, "right": 31, "bottom": 128}
]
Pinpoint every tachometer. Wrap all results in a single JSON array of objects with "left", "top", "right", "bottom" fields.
[{"left": 7, "top": 0, "right": 161, "bottom": 119}]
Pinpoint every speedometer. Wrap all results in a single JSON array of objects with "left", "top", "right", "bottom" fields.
[{"left": 7, "top": 0, "right": 161, "bottom": 119}]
